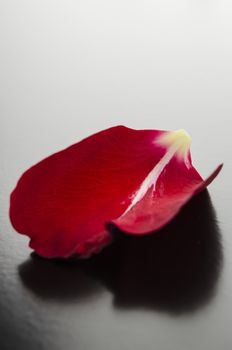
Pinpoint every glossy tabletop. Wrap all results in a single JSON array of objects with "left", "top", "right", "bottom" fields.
[{"left": 0, "top": 1, "right": 231, "bottom": 350}]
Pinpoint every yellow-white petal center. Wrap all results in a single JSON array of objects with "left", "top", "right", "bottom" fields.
[{"left": 157, "top": 129, "right": 192, "bottom": 160}]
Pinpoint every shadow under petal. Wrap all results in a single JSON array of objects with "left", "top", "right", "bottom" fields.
[
  {"left": 80, "top": 190, "right": 223, "bottom": 314},
  {"left": 18, "top": 190, "right": 223, "bottom": 314},
  {"left": 18, "top": 254, "right": 102, "bottom": 302}
]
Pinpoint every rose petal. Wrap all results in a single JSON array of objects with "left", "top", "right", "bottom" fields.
[{"left": 9, "top": 126, "right": 222, "bottom": 258}]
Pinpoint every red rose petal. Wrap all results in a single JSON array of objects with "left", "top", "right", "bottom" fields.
[{"left": 9, "top": 126, "right": 222, "bottom": 258}]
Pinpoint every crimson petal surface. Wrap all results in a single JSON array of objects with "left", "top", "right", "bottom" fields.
[{"left": 9, "top": 126, "right": 222, "bottom": 258}]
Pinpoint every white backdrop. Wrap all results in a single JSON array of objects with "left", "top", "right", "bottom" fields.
[{"left": 1, "top": 1, "right": 231, "bottom": 178}]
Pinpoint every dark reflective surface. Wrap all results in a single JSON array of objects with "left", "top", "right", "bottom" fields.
[{"left": 19, "top": 191, "right": 222, "bottom": 314}]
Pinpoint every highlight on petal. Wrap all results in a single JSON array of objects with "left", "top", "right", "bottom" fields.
[{"left": 9, "top": 126, "right": 222, "bottom": 258}]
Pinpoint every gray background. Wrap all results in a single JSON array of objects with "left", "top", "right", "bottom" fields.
[{"left": 0, "top": 1, "right": 231, "bottom": 350}]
